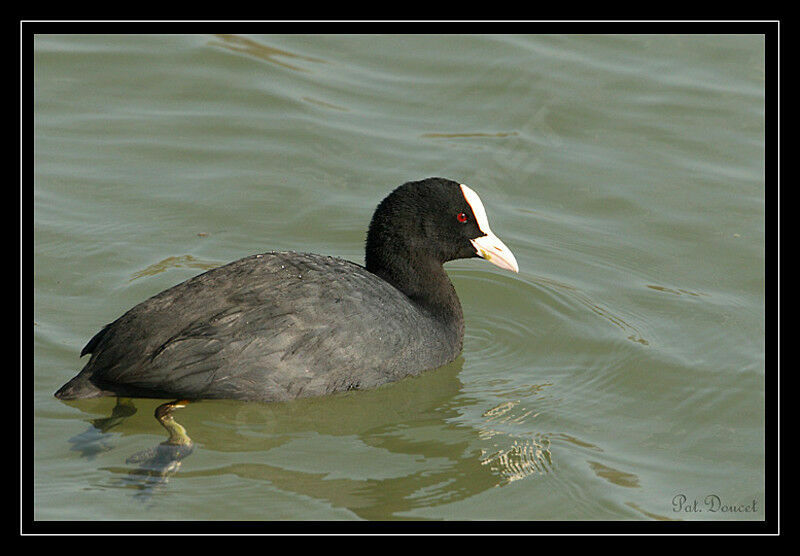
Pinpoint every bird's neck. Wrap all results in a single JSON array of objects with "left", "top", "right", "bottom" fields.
[{"left": 366, "top": 246, "right": 464, "bottom": 330}]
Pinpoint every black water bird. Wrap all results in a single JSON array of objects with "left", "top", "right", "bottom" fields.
[{"left": 55, "top": 177, "right": 518, "bottom": 404}]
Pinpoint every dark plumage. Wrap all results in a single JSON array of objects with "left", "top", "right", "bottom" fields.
[{"left": 55, "top": 177, "right": 518, "bottom": 403}]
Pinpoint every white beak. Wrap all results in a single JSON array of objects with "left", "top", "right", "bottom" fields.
[
  {"left": 470, "top": 232, "right": 519, "bottom": 273},
  {"left": 460, "top": 184, "right": 519, "bottom": 273}
]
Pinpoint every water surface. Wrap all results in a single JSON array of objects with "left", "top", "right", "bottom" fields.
[{"left": 32, "top": 32, "right": 767, "bottom": 523}]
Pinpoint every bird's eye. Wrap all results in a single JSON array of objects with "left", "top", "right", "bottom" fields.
[{"left": 457, "top": 212, "right": 468, "bottom": 223}]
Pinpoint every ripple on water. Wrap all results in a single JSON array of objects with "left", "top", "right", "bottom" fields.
[
  {"left": 460, "top": 269, "right": 650, "bottom": 374},
  {"left": 458, "top": 270, "right": 652, "bottom": 491},
  {"left": 480, "top": 436, "right": 553, "bottom": 484}
]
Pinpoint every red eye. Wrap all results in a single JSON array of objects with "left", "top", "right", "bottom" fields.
[{"left": 457, "top": 212, "right": 468, "bottom": 223}]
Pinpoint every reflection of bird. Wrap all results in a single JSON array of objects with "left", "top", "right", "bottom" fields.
[{"left": 55, "top": 178, "right": 518, "bottom": 403}]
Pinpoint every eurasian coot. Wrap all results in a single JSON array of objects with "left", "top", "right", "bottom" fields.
[{"left": 55, "top": 177, "right": 518, "bottom": 403}]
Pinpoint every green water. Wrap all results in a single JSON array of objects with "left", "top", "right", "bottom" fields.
[{"left": 32, "top": 33, "right": 767, "bottom": 523}]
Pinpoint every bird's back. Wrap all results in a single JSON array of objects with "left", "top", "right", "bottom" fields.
[{"left": 57, "top": 251, "right": 462, "bottom": 402}]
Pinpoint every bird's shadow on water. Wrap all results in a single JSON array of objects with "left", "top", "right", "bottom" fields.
[
  {"left": 117, "top": 441, "right": 195, "bottom": 502},
  {"left": 66, "top": 397, "right": 196, "bottom": 503},
  {"left": 58, "top": 358, "right": 557, "bottom": 516},
  {"left": 67, "top": 398, "right": 138, "bottom": 459},
  {"left": 61, "top": 361, "right": 474, "bottom": 506}
]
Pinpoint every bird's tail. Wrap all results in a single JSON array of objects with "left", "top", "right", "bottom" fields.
[{"left": 54, "top": 373, "right": 105, "bottom": 400}]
